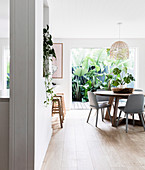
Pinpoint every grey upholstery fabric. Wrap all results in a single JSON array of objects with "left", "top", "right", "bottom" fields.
[
  {"left": 124, "top": 94, "right": 144, "bottom": 113},
  {"left": 119, "top": 89, "right": 144, "bottom": 107},
  {"left": 88, "top": 91, "right": 111, "bottom": 109},
  {"left": 134, "top": 89, "right": 145, "bottom": 106},
  {"left": 87, "top": 91, "right": 112, "bottom": 127},
  {"left": 117, "top": 94, "right": 145, "bottom": 133},
  {"left": 134, "top": 89, "right": 143, "bottom": 92},
  {"left": 88, "top": 91, "right": 99, "bottom": 108},
  {"left": 98, "top": 103, "right": 111, "bottom": 108},
  {"left": 119, "top": 94, "right": 144, "bottom": 113},
  {"left": 118, "top": 106, "right": 125, "bottom": 111},
  {"left": 96, "top": 89, "right": 110, "bottom": 102}
]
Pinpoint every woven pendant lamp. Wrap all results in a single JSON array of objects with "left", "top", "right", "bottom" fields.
[{"left": 110, "top": 23, "right": 129, "bottom": 60}]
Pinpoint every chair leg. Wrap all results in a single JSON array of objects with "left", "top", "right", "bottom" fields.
[
  {"left": 132, "top": 114, "right": 135, "bottom": 126},
  {"left": 60, "top": 97, "right": 64, "bottom": 121},
  {"left": 126, "top": 113, "right": 128, "bottom": 133},
  {"left": 117, "top": 111, "right": 122, "bottom": 127},
  {"left": 96, "top": 109, "right": 99, "bottom": 127},
  {"left": 87, "top": 108, "right": 92, "bottom": 123},
  {"left": 58, "top": 101, "right": 63, "bottom": 128},
  {"left": 107, "top": 107, "right": 112, "bottom": 123},
  {"left": 139, "top": 113, "right": 145, "bottom": 131},
  {"left": 101, "top": 108, "right": 104, "bottom": 121},
  {"left": 58, "top": 107, "right": 63, "bottom": 128}
]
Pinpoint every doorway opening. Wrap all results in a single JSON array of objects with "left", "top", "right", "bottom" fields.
[{"left": 71, "top": 48, "right": 137, "bottom": 110}]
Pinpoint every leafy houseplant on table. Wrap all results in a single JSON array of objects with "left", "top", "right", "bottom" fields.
[
  {"left": 43, "top": 25, "right": 56, "bottom": 105},
  {"left": 111, "top": 67, "right": 135, "bottom": 93}
]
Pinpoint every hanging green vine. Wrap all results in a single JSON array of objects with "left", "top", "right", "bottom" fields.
[{"left": 43, "top": 25, "right": 56, "bottom": 105}]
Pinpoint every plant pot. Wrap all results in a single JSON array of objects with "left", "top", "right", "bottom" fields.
[{"left": 112, "top": 87, "right": 134, "bottom": 94}]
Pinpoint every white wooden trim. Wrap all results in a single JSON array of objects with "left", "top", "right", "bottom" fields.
[
  {"left": 43, "top": 0, "right": 49, "bottom": 7},
  {"left": 10, "top": 0, "right": 35, "bottom": 169}
]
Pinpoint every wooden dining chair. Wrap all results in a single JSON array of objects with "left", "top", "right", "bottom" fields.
[
  {"left": 87, "top": 91, "right": 112, "bottom": 127},
  {"left": 117, "top": 94, "right": 145, "bottom": 133}
]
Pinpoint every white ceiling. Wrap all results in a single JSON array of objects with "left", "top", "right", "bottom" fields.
[{"left": 49, "top": 0, "right": 145, "bottom": 38}]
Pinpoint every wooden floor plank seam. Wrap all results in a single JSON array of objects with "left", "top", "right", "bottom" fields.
[{"left": 41, "top": 110, "right": 145, "bottom": 170}]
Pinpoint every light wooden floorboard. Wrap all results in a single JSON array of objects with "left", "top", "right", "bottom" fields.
[
  {"left": 72, "top": 102, "right": 90, "bottom": 110},
  {"left": 41, "top": 109, "right": 145, "bottom": 170}
]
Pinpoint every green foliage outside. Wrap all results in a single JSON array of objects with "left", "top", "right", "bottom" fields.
[
  {"left": 7, "top": 61, "right": 10, "bottom": 89},
  {"left": 72, "top": 48, "right": 135, "bottom": 102}
]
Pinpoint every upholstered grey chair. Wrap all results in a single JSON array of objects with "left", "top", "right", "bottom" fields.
[
  {"left": 117, "top": 94, "right": 145, "bottom": 133},
  {"left": 134, "top": 89, "right": 143, "bottom": 92},
  {"left": 96, "top": 89, "right": 110, "bottom": 102},
  {"left": 119, "top": 89, "right": 143, "bottom": 105},
  {"left": 87, "top": 91, "right": 112, "bottom": 127},
  {"left": 96, "top": 89, "right": 110, "bottom": 121}
]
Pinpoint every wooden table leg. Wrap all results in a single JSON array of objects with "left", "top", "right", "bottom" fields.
[
  {"left": 105, "top": 97, "right": 114, "bottom": 120},
  {"left": 112, "top": 97, "right": 120, "bottom": 127}
]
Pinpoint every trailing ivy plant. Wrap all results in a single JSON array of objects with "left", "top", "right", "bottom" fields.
[{"left": 43, "top": 25, "right": 56, "bottom": 105}]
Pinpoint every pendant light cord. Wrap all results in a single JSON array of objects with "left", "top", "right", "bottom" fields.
[
  {"left": 118, "top": 22, "right": 122, "bottom": 41},
  {"left": 119, "top": 23, "right": 120, "bottom": 41}
]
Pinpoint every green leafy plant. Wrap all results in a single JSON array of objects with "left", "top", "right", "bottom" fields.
[
  {"left": 102, "top": 74, "right": 113, "bottom": 90},
  {"left": 112, "top": 67, "right": 135, "bottom": 87},
  {"left": 73, "top": 67, "right": 88, "bottom": 101},
  {"left": 43, "top": 25, "right": 56, "bottom": 105},
  {"left": 72, "top": 48, "right": 135, "bottom": 101},
  {"left": 72, "top": 49, "right": 109, "bottom": 101},
  {"left": 7, "top": 74, "right": 10, "bottom": 89}
]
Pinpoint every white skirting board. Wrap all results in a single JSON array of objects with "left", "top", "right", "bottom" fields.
[{"left": 36, "top": 128, "right": 52, "bottom": 170}]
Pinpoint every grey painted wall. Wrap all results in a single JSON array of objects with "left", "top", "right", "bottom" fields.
[
  {"left": 0, "top": 99, "right": 9, "bottom": 170},
  {"left": 10, "top": 0, "right": 35, "bottom": 169}
]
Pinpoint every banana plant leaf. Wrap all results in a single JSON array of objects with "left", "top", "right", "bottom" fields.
[{"left": 74, "top": 67, "right": 88, "bottom": 77}]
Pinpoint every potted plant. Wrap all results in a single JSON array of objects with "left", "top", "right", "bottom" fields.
[{"left": 111, "top": 67, "right": 135, "bottom": 93}]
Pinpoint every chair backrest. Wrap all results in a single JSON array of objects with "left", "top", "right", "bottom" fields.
[
  {"left": 124, "top": 94, "right": 144, "bottom": 113},
  {"left": 134, "top": 89, "right": 143, "bottom": 92},
  {"left": 88, "top": 91, "right": 98, "bottom": 108},
  {"left": 97, "top": 89, "right": 110, "bottom": 102}
]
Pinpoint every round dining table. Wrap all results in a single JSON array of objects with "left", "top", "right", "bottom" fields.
[{"left": 94, "top": 90, "right": 145, "bottom": 127}]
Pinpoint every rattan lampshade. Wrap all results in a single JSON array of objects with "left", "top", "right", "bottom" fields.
[
  {"left": 110, "top": 41, "right": 129, "bottom": 60},
  {"left": 110, "top": 23, "right": 129, "bottom": 60}
]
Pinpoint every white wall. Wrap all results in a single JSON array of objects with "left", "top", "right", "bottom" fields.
[
  {"left": 0, "top": 0, "right": 9, "bottom": 89},
  {"left": 43, "top": 6, "right": 49, "bottom": 27},
  {"left": 53, "top": 38, "right": 145, "bottom": 110},
  {"left": 0, "top": 0, "right": 9, "bottom": 38},
  {"left": 0, "top": 39, "right": 9, "bottom": 90},
  {"left": 35, "top": 1, "right": 52, "bottom": 170},
  {"left": 0, "top": 19, "right": 9, "bottom": 38}
]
